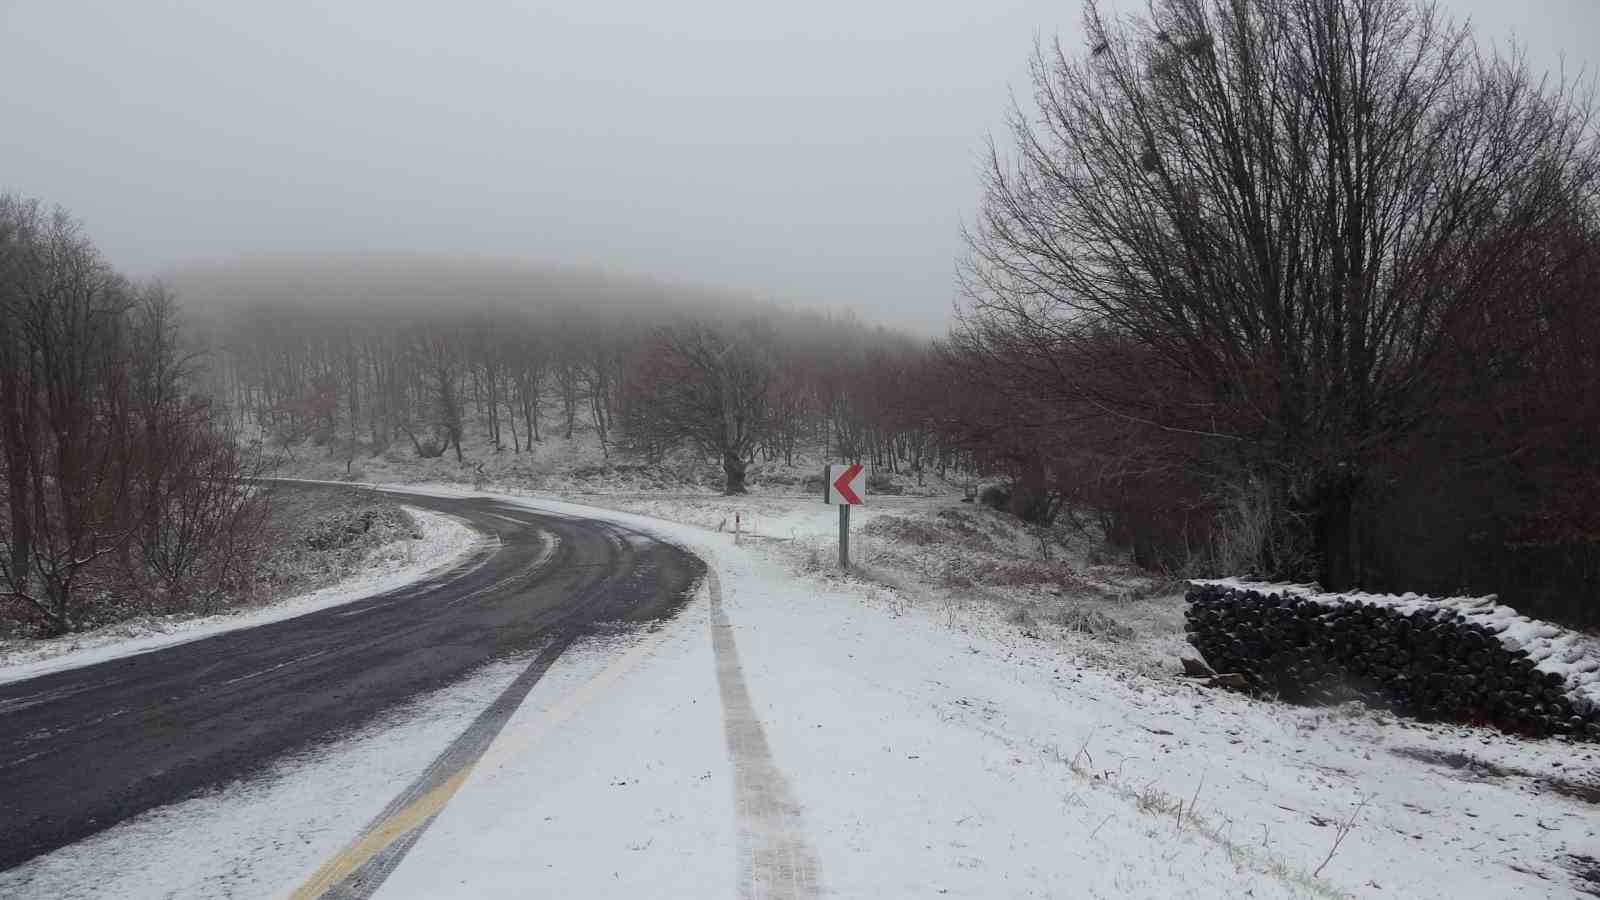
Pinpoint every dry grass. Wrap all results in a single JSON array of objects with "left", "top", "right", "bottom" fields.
[
  {"left": 1047, "top": 732, "right": 1348, "bottom": 900},
  {"left": 862, "top": 512, "right": 998, "bottom": 553},
  {"left": 1007, "top": 604, "right": 1039, "bottom": 630},
  {"left": 1046, "top": 606, "right": 1134, "bottom": 640},
  {"left": 246, "top": 487, "right": 420, "bottom": 603},
  {"left": 861, "top": 518, "right": 949, "bottom": 546},
  {"left": 820, "top": 505, "right": 1183, "bottom": 656}
]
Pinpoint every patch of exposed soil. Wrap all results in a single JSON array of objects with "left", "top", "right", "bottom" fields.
[
  {"left": 1391, "top": 747, "right": 1511, "bottom": 778},
  {"left": 1391, "top": 746, "right": 1600, "bottom": 806},
  {"left": 1565, "top": 854, "right": 1600, "bottom": 897}
]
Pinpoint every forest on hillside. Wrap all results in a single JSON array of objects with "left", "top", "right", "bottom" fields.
[
  {"left": 172, "top": 256, "right": 946, "bottom": 493},
  {"left": 4, "top": 0, "right": 1600, "bottom": 636}
]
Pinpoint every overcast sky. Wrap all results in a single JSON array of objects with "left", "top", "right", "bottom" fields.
[{"left": 2, "top": 1, "right": 1596, "bottom": 335}]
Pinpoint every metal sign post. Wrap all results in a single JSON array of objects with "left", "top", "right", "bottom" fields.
[
  {"left": 839, "top": 504, "right": 850, "bottom": 568},
  {"left": 824, "top": 462, "right": 866, "bottom": 569}
]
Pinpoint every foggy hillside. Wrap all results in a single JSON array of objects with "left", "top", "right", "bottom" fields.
[{"left": 165, "top": 255, "right": 818, "bottom": 328}]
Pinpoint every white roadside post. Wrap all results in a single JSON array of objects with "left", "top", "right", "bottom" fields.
[{"left": 824, "top": 463, "right": 866, "bottom": 568}]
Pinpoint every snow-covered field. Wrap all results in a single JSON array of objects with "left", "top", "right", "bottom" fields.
[
  {"left": 385, "top": 486, "right": 1600, "bottom": 898},
  {"left": 6, "top": 478, "right": 1596, "bottom": 898},
  {"left": 0, "top": 507, "right": 483, "bottom": 686}
]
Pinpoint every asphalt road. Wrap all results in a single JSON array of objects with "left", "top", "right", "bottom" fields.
[{"left": 0, "top": 484, "right": 703, "bottom": 872}]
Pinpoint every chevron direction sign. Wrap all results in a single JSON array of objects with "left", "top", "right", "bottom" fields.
[
  {"left": 824, "top": 463, "right": 866, "bottom": 568},
  {"left": 824, "top": 463, "right": 866, "bottom": 506}
]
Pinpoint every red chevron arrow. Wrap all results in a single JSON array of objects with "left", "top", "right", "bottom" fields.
[{"left": 832, "top": 462, "right": 864, "bottom": 505}]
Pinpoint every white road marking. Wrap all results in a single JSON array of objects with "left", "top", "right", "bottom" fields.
[
  {"left": 0, "top": 750, "right": 44, "bottom": 771},
  {"left": 220, "top": 650, "right": 329, "bottom": 687},
  {"left": 334, "top": 602, "right": 395, "bottom": 619},
  {"left": 0, "top": 682, "right": 100, "bottom": 715},
  {"left": 443, "top": 532, "right": 561, "bottom": 608}
]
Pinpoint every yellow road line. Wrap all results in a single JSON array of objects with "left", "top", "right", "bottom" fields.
[
  {"left": 288, "top": 766, "right": 475, "bottom": 900},
  {"left": 286, "top": 606, "right": 687, "bottom": 900}
]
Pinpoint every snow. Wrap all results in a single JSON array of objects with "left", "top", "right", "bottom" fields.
[
  {"left": 0, "top": 646, "right": 549, "bottom": 899},
  {"left": 0, "top": 507, "right": 486, "bottom": 686},
  {"left": 1195, "top": 578, "right": 1600, "bottom": 715},
  {"left": 383, "top": 602, "right": 739, "bottom": 898},
  {"left": 377, "top": 492, "right": 1600, "bottom": 898},
  {"left": 9, "top": 487, "right": 1597, "bottom": 898}
]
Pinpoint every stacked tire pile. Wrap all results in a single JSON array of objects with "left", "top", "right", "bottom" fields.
[{"left": 1184, "top": 582, "right": 1600, "bottom": 740}]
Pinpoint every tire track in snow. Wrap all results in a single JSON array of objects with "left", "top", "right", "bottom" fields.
[
  {"left": 287, "top": 512, "right": 694, "bottom": 900},
  {"left": 292, "top": 612, "right": 687, "bottom": 899},
  {"left": 289, "top": 633, "right": 577, "bottom": 900},
  {"left": 706, "top": 568, "right": 822, "bottom": 900}
]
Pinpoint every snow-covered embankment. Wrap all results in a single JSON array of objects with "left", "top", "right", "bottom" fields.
[{"left": 0, "top": 507, "right": 484, "bottom": 686}]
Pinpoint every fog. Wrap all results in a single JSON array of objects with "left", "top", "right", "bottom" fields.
[
  {"left": 166, "top": 254, "right": 826, "bottom": 330},
  {"left": 3, "top": 0, "right": 1594, "bottom": 335}
]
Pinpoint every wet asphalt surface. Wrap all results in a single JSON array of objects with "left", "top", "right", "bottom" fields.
[{"left": 0, "top": 484, "right": 702, "bottom": 872}]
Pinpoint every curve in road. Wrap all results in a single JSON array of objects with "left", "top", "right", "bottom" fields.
[{"left": 0, "top": 484, "right": 704, "bottom": 873}]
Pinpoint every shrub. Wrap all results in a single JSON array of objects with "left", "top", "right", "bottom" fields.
[
  {"left": 862, "top": 517, "right": 945, "bottom": 545},
  {"left": 1049, "top": 605, "right": 1134, "bottom": 639},
  {"left": 978, "top": 483, "right": 1010, "bottom": 511},
  {"left": 866, "top": 470, "right": 903, "bottom": 495},
  {"left": 1008, "top": 604, "right": 1039, "bottom": 629}
]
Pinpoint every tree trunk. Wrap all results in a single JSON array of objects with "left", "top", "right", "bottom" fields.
[
  {"left": 591, "top": 389, "right": 608, "bottom": 459},
  {"left": 2, "top": 419, "right": 30, "bottom": 586},
  {"left": 722, "top": 449, "right": 748, "bottom": 495},
  {"left": 401, "top": 424, "right": 444, "bottom": 459},
  {"left": 506, "top": 389, "right": 520, "bottom": 453},
  {"left": 0, "top": 344, "right": 31, "bottom": 587},
  {"left": 1315, "top": 476, "right": 1361, "bottom": 591}
]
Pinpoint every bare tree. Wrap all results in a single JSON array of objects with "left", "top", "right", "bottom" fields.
[
  {"left": 963, "top": 0, "right": 1600, "bottom": 588},
  {"left": 626, "top": 320, "right": 773, "bottom": 494},
  {"left": 512, "top": 325, "right": 546, "bottom": 448},
  {"left": 123, "top": 287, "right": 271, "bottom": 610},
  {"left": 0, "top": 197, "right": 137, "bottom": 632},
  {"left": 398, "top": 326, "right": 462, "bottom": 460},
  {"left": 0, "top": 199, "right": 34, "bottom": 599},
  {"left": 580, "top": 329, "right": 622, "bottom": 460},
  {"left": 134, "top": 418, "right": 271, "bottom": 611}
]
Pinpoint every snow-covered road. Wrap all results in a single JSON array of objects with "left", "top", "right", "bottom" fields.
[
  {"left": 364, "top": 493, "right": 1317, "bottom": 899},
  {"left": 382, "top": 490, "right": 1596, "bottom": 899},
  {"left": 6, "top": 486, "right": 1595, "bottom": 899},
  {"left": 0, "top": 487, "right": 703, "bottom": 891}
]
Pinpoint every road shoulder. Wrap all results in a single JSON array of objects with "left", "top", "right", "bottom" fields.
[
  {"left": 378, "top": 592, "right": 741, "bottom": 898},
  {"left": 0, "top": 506, "right": 485, "bottom": 686}
]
